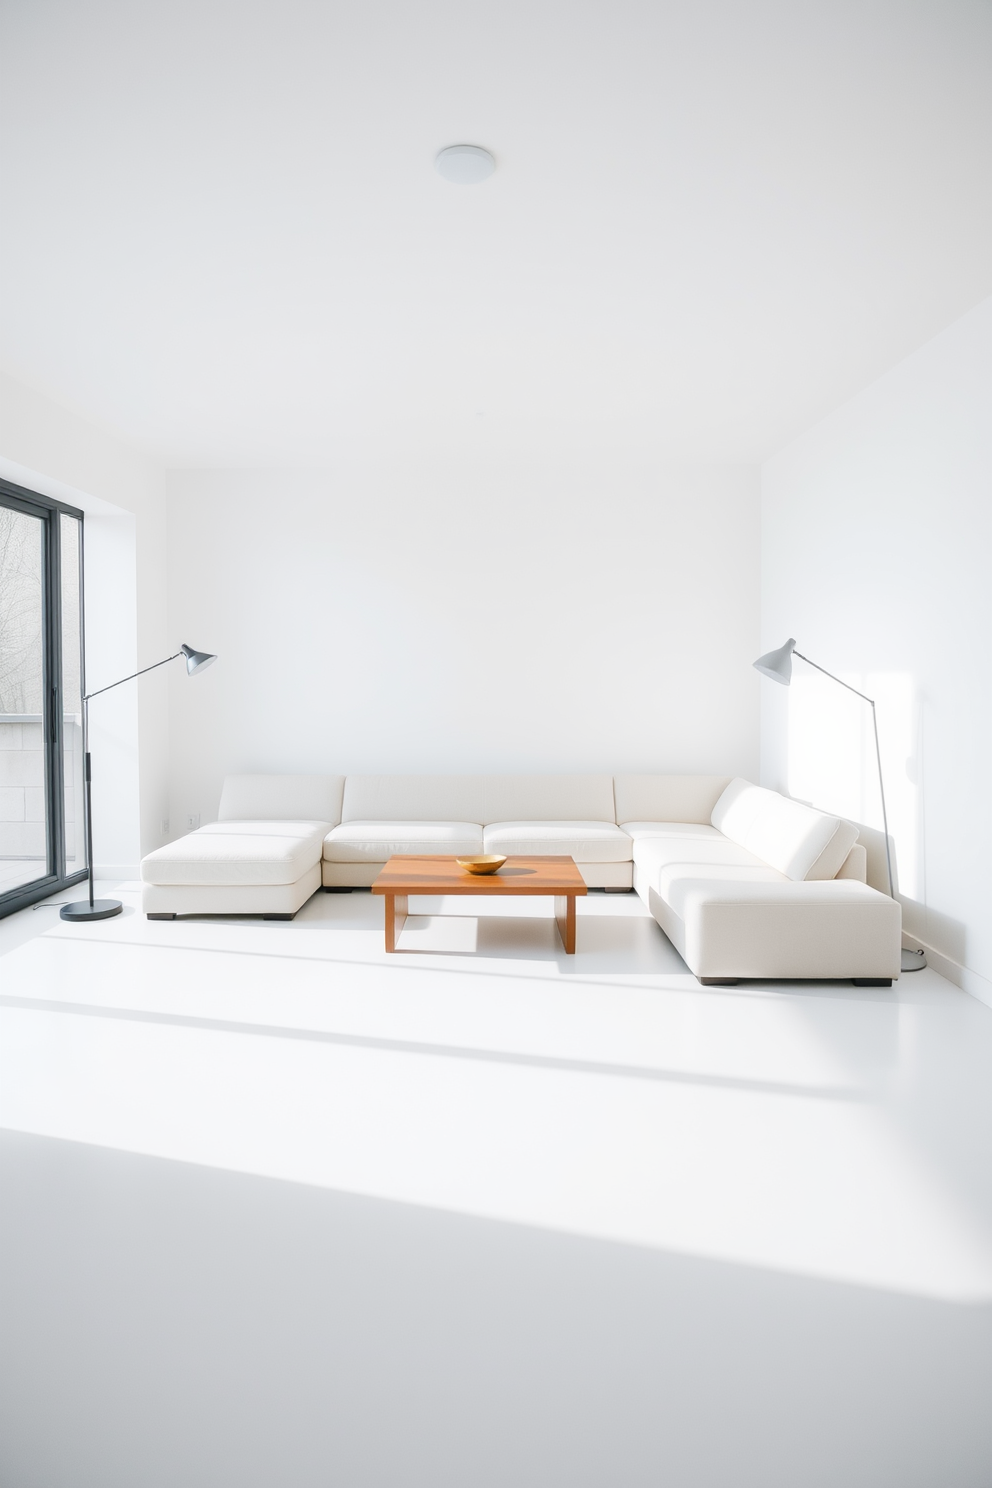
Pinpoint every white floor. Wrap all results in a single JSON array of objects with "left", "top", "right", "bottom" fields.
[{"left": 1, "top": 881, "right": 991, "bottom": 1487}]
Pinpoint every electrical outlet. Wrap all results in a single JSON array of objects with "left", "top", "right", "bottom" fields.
[
  {"left": 187, "top": 812, "right": 200, "bottom": 830},
  {"left": 160, "top": 818, "right": 169, "bottom": 836}
]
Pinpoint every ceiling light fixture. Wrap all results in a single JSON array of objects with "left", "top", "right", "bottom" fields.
[{"left": 434, "top": 145, "right": 496, "bottom": 185}]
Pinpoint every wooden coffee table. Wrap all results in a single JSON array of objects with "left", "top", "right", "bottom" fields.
[{"left": 371, "top": 854, "right": 587, "bottom": 953}]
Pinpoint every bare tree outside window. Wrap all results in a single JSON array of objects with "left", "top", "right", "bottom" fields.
[
  {"left": 0, "top": 504, "right": 46, "bottom": 891},
  {"left": 0, "top": 505, "right": 44, "bottom": 714},
  {"left": 61, "top": 513, "right": 82, "bottom": 715}
]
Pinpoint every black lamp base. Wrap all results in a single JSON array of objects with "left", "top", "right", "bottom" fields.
[{"left": 59, "top": 899, "right": 123, "bottom": 922}]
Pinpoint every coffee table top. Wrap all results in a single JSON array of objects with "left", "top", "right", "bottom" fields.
[{"left": 371, "top": 854, "right": 587, "bottom": 896}]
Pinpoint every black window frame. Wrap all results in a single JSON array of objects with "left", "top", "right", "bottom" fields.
[{"left": 0, "top": 474, "right": 87, "bottom": 917}]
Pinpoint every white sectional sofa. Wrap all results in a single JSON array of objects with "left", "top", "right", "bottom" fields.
[{"left": 140, "top": 772, "right": 901, "bottom": 984}]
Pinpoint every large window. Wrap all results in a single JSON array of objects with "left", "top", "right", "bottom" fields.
[{"left": 0, "top": 477, "right": 85, "bottom": 915}]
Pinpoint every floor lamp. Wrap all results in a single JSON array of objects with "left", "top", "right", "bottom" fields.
[
  {"left": 60, "top": 644, "right": 217, "bottom": 923},
  {"left": 753, "top": 637, "right": 926, "bottom": 972}
]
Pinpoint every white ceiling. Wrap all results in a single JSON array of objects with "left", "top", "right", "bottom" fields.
[{"left": 2, "top": 0, "right": 991, "bottom": 468}]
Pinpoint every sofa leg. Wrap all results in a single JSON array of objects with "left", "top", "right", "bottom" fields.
[
  {"left": 263, "top": 912, "right": 296, "bottom": 921},
  {"left": 604, "top": 886, "right": 630, "bottom": 893},
  {"left": 852, "top": 978, "right": 892, "bottom": 987},
  {"left": 323, "top": 886, "right": 353, "bottom": 893},
  {"left": 146, "top": 912, "right": 177, "bottom": 920},
  {"left": 698, "top": 977, "right": 739, "bottom": 986}
]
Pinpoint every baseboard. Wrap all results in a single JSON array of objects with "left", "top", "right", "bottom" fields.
[
  {"left": 902, "top": 930, "right": 992, "bottom": 1011},
  {"left": 92, "top": 865, "right": 141, "bottom": 881}
]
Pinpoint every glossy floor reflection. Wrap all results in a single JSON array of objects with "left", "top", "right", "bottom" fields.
[{"left": 2, "top": 881, "right": 992, "bottom": 1486}]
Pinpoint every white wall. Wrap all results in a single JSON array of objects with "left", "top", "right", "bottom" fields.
[
  {"left": 167, "top": 459, "right": 759, "bottom": 825},
  {"left": 0, "top": 372, "right": 169, "bottom": 875},
  {"left": 762, "top": 296, "right": 992, "bottom": 1004}
]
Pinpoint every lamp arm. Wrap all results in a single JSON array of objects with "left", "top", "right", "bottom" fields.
[
  {"left": 792, "top": 649, "right": 874, "bottom": 706},
  {"left": 83, "top": 652, "right": 184, "bottom": 702},
  {"left": 793, "top": 649, "right": 895, "bottom": 899}
]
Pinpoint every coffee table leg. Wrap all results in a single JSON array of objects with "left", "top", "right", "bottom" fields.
[
  {"left": 385, "top": 893, "right": 408, "bottom": 953},
  {"left": 554, "top": 893, "right": 576, "bottom": 954}
]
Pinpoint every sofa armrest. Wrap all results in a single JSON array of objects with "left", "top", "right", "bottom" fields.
[{"left": 835, "top": 843, "right": 867, "bottom": 882}]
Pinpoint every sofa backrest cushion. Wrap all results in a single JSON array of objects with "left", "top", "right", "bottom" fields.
[
  {"left": 482, "top": 775, "right": 616, "bottom": 823},
  {"left": 614, "top": 775, "right": 733, "bottom": 826},
  {"left": 341, "top": 774, "right": 616, "bottom": 824},
  {"left": 711, "top": 778, "right": 860, "bottom": 881},
  {"left": 218, "top": 774, "right": 345, "bottom": 825},
  {"left": 342, "top": 776, "right": 487, "bottom": 823}
]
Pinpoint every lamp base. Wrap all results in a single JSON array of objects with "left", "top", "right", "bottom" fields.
[
  {"left": 902, "top": 947, "right": 927, "bottom": 973},
  {"left": 59, "top": 899, "right": 123, "bottom": 922}
]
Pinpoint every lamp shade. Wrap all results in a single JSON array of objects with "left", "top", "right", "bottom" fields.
[
  {"left": 753, "top": 637, "right": 796, "bottom": 685},
  {"left": 181, "top": 643, "right": 217, "bottom": 676}
]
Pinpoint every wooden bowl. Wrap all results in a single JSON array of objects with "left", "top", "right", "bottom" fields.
[{"left": 456, "top": 855, "right": 507, "bottom": 875}]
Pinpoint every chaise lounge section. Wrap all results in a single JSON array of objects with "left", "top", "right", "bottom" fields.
[
  {"left": 621, "top": 776, "right": 899, "bottom": 985},
  {"left": 141, "top": 775, "right": 343, "bottom": 920}
]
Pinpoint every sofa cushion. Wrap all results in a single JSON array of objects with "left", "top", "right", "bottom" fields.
[
  {"left": 141, "top": 820, "right": 330, "bottom": 886},
  {"left": 483, "top": 821, "right": 633, "bottom": 862},
  {"left": 711, "top": 778, "right": 859, "bottom": 882},
  {"left": 658, "top": 862, "right": 789, "bottom": 919},
  {"left": 341, "top": 777, "right": 486, "bottom": 824},
  {"left": 218, "top": 775, "right": 344, "bottom": 825},
  {"left": 324, "top": 821, "right": 484, "bottom": 862},
  {"left": 633, "top": 834, "right": 781, "bottom": 896},
  {"left": 340, "top": 775, "right": 618, "bottom": 825},
  {"left": 621, "top": 822, "right": 724, "bottom": 841},
  {"left": 614, "top": 775, "right": 733, "bottom": 826},
  {"left": 482, "top": 776, "right": 617, "bottom": 824}
]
